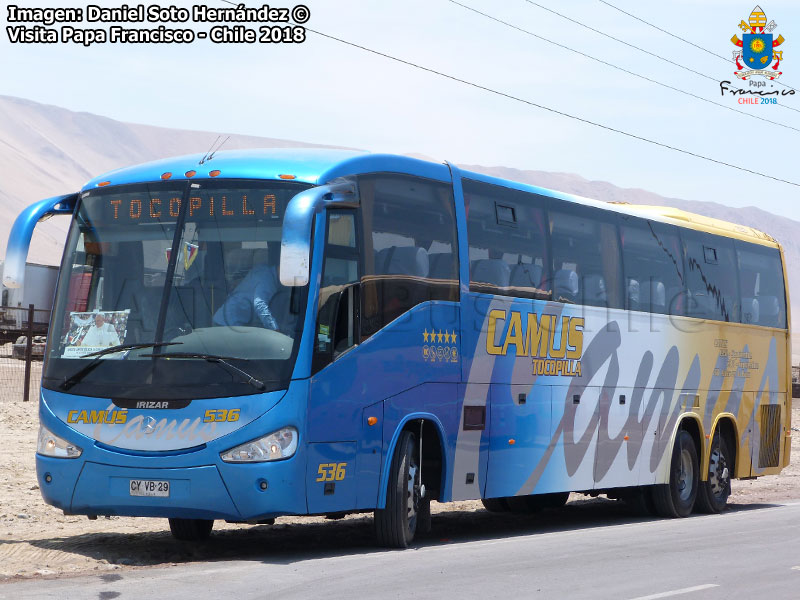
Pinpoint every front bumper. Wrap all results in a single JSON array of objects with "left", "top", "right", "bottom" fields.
[
  {"left": 37, "top": 452, "right": 307, "bottom": 521},
  {"left": 36, "top": 381, "right": 310, "bottom": 521}
]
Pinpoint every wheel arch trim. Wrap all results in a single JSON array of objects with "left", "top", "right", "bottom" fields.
[
  {"left": 377, "top": 413, "right": 448, "bottom": 509},
  {"left": 706, "top": 413, "right": 739, "bottom": 477}
]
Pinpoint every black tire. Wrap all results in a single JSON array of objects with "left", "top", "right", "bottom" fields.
[
  {"left": 652, "top": 430, "right": 699, "bottom": 518},
  {"left": 695, "top": 431, "right": 732, "bottom": 513},
  {"left": 374, "top": 431, "right": 421, "bottom": 548},
  {"left": 481, "top": 497, "right": 510, "bottom": 512},
  {"left": 168, "top": 518, "right": 213, "bottom": 541},
  {"left": 417, "top": 498, "right": 432, "bottom": 534},
  {"left": 506, "top": 495, "right": 539, "bottom": 513}
]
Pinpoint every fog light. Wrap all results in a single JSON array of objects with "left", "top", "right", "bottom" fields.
[
  {"left": 259, "top": 479, "right": 268, "bottom": 491},
  {"left": 44, "top": 473, "right": 52, "bottom": 483}
]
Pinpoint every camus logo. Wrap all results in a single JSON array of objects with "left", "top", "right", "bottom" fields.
[
  {"left": 731, "top": 6, "right": 785, "bottom": 80},
  {"left": 67, "top": 409, "right": 128, "bottom": 425},
  {"left": 486, "top": 310, "right": 584, "bottom": 377}
]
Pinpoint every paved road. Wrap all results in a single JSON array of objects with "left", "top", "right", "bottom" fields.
[{"left": 2, "top": 501, "right": 800, "bottom": 600}]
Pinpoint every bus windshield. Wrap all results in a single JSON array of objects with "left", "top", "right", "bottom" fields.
[{"left": 43, "top": 179, "right": 312, "bottom": 400}]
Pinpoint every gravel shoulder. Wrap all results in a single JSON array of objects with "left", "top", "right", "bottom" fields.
[{"left": 1, "top": 395, "right": 797, "bottom": 581}]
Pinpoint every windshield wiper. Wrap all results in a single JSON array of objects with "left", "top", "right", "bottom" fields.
[
  {"left": 139, "top": 352, "right": 266, "bottom": 391},
  {"left": 60, "top": 342, "right": 183, "bottom": 391}
]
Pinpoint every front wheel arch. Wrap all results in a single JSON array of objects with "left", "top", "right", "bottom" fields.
[{"left": 377, "top": 413, "right": 447, "bottom": 509}]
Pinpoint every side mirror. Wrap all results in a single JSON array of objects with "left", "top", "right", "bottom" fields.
[
  {"left": 4, "top": 194, "right": 77, "bottom": 290},
  {"left": 280, "top": 181, "right": 357, "bottom": 287}
]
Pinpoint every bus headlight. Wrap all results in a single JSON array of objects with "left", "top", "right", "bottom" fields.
[
  {"left": 220, "top": 426, "right": 298, "bottom": 463},
  {"left": 37, "top": 425, "right": 82, "bottom": 458}
]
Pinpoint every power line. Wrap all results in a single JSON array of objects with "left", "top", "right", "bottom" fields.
[
  {"left": 597, "top": 0, "right": 799, "bottom": 96},
  {"left": 524, "top": 0, "right": 719, "bottom": 84},
  {"left": 598, "top": 0, "right": 729, "bottom": 63},
  {"left": 301, "top": 25, "right": 800, "bottom": 188},
  {"left": 527, "top": 0, "right": 800, "bottom": 117},
  {"left": 446, "top": 0, "right": 800, "bottom": 133}
]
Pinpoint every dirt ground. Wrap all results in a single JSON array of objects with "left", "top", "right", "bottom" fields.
[{"left": 1, "top": 392, "right": 798, "bottom": 582}]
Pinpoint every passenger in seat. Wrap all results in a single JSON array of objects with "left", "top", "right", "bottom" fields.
[{"left": 213, "top": 256, "right": 279, "bottom": 330}]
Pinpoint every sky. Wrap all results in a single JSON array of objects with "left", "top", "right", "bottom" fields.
[{"left": 2, "top": 0, "right": 800, "bottom": 218}]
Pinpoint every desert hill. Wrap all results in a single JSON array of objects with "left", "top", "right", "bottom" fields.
[{"left": 1, "top": 94, "right": 796, "bottom": 354}]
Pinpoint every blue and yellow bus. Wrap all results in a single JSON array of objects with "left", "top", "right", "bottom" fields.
[{"left": 5, "top": 149, "right": 790, "bottom": 547}]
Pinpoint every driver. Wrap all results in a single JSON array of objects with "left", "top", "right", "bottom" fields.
[{"left": 213, "top": 257, "right": 279, "bottom": 330}]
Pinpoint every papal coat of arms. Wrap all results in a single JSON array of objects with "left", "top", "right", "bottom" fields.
[{"left": 730, "top": 6, "right": 785, "bottom": 80}]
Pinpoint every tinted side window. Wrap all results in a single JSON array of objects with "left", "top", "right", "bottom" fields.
[
  {"left": 619, "top": 217, "right": 685, "bottom": 315},
  {"left": 359, "top": 174, "right": 459, "bottom": 338},
  {"left": 683, "top": 231, "right": 739, "bottom": 322},
  {"left": 737, "top": 242, "right": 786, "bottom": 328},
  {"left": 549, "top": 202, "right": 623, "bottom": 309},
  {"left": 464, "top": 179, "right": 550, "bottom": 300}
]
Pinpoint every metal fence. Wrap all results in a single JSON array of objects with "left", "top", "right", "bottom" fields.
[{"left": 0, "top": 305, "right": 51, "bottom": 402}]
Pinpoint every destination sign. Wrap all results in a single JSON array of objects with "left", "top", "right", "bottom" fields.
[
  {"left": 83, "top": 186, "right": 296, "bottom": 226},
  {"left": 107, "top": 193, "right": 279, "bottom": 221}
]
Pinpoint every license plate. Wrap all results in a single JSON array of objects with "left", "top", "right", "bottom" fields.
[{"left": 129, "top": 479, "right": 170, "bottom": 497}]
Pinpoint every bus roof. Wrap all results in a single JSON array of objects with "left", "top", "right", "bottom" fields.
[
  {"left": 82, "top": 148, "right": 452, "bottom": 190},
  {"left": 83, "top": 149, "right": 779, "bottom": 249}
]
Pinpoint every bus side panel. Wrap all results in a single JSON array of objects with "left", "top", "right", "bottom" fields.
[
  {"left": 355, "top": 400, "right": 384, "bottom": 509},
  {"left": 485, "top": 383, "right": 551, "bottom": 498},
  {"left": 382, "top": 383, "right": 459, "bottom": 503},
  {"left": 462, "top": 296, "right": 790, "bottom": 495},
  {"left": 593, "top": 385, "right": 638, "bottom": 490},
  {"left": 307, "top": 302, "right": 460, "bottom": 445},
  {"left": 737, "top": 390, "right": 756, "bottom": 478},
  {"left": 449, "top": 383, "right": 489, "bottom": 500},
  {"left": 306, "top": 442, "right": 357, "bottom": 514}
]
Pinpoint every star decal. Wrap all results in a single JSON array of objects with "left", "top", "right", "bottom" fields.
[
  {"left": 423, "top": 329, "right": 430, "bottom": 342},
  {"left": 437, "top": 330, "right": 444, "bottom": 343}
]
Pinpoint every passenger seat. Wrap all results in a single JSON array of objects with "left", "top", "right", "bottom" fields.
[
  {"left": 554, "top": 269, "right": 578, "bottom": 303},
  {"left": 758, "top": 296, "right": 780, "bottom": 327},
  {"left": 582, "top": 274, "right": 607, "bottom": 307},
  {"left": 471, "top": 259, "right": 511, "bottom": 289},
  {"left": 640, "top": 280, "right": 666, "bottom": 313},
  {"left": 741, "top": 297, "right": 760, "bottom": 325},
  {"left": 376, "top": 246, "right": 430, "bottom": 277},
  {"left": 510, "top": 264, "right": 543, "bottom": 290}
]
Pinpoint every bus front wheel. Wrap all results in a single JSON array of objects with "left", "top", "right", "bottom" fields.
[
  {"left": 168, "top": 518, "right": 214, "bottom": 541},
  {"left": 374, "top": 431, "right": 421, "bottom": 548},
  {"left": 652, "top": 430, "right": 699, "bottom": 518}
]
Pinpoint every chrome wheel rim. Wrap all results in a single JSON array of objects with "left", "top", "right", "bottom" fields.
[
  {"left": 677, "top": 446, "right": 694, "bottom": 502},
  {"left": 708, "top": 445, "right": 730, "bottom": 500},
  {"left": 407, "top": 461, "right": 419, "bottom": 524}
]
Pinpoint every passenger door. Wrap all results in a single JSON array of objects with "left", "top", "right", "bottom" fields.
[{"left": 306, "top": 209, "right": 363, "bottom": 513}]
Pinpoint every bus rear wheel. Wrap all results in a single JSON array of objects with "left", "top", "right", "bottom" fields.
[
  {"left": 695, "top": 431, "right": 732, "bottom": 513},
  {"left": 168, "top": 518, "right": 214, "bottom": 541},
  {"left": 374, "top": 431, "right": 421, "bottom": 548},
  {"left": 652, "top": 430, "right": 699, "bottom": 518}
]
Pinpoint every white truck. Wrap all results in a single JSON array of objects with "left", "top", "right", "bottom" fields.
[{"left": 0, "top": 261, "right": 58, "bottom": 343}]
